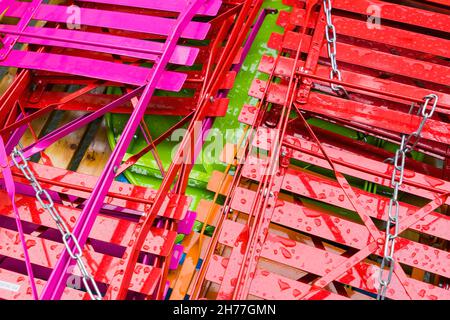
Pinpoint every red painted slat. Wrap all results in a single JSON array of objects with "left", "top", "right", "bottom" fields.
[
  {"left": 0, "top": 51, "right": 187, "bottom": 89},
  {"left": 245, "top": 137, "right": 450, "bottom": 208},
  {"left": 5, "top": 2, "right": 210, "bottom": 40},
  {"left": 0, "top": 268, "right": 83, "bottom": 300},
  {"left": 269, "top": 31, "right": 450, "bottom": 87},
  {"left": 0, "top": 226, "right": 161, "bottom": 295},
  {"left": 0, "top": 192, "right": 177, "bottom": 257},
  {"left": 289, "top": 7, "right": 450, "bottom": 59},
  {"left": 258, "top": 55, "right": 450, "bottom": 112},
  {"left": 76, "top": 0, "right": 222, "bottom": 16},
  {"left": 333, "top": 0, "right": 450, "bottom": 33}
]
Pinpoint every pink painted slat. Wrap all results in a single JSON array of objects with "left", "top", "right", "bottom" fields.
[
  {"left": 0, "top": 25, "right": 199, "bottom": 66},
  {"left": 289, "top": 7, "right": 450, "bottom": 59},
  {"left": 238, "top": 104, "right": 258, "bottom": 125},
  {"left": 260, "top": 233, "right": 449, "bottom": 300},
  {"left": 0, "top": 0, "right": 42, "bottom": 60},
  {"left": 0, "top": 50, "right": 187, "bottom": 90},
  {"left": 5, "top": 2, "right": 210, "bottom": 40},
  {"left": 282, "top": 134, "right": 450, "bottom": 203},
  {"left": 76, "top": 0, "right": 222, "bottom": 16}
]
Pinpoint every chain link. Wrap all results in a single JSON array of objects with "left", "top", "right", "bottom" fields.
[
  {"left": 377, "top": 94, "right": 438, "bottom": 300},
  {"left": 323, "top": 0, "right": 348, "bottom": 97},
  {"left": 11, "top": 147, "right": 102, "bottom": 300}
]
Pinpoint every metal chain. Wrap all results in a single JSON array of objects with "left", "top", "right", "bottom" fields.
[
  {"left": 323, "top": 0, "right": 349, "bottom": 97},
  {"left": 11, "top": 147, "right": 102, "bottom": 300},
  {"left": 377, "top": 94, "right": 438, "bottom": 300}
]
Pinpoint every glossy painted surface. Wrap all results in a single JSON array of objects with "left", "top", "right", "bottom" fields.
[
  {"left": 0, "top": 0, "right": 220, "bottom": 300},
  {"left": 197, "top": 0, "right": 450, "bottom": 300},
  {"left": 0, "top": 0, "right": 449, "bottom": 300}
]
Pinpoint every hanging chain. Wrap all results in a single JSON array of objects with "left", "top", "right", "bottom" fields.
[
  {"left": 11, "top": 147, "right": 102, "bottom": 300},
  {"left": 377, "top": 94, "right": 439, "bottom": 300},
  {"left": 323, "top": 0, "right": 349, "bottom": 97}
]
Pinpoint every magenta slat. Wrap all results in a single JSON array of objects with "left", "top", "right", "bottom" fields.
[
  {"left": 0, "top": 50, "right": 187, "bottom": 90},
  {"left": 76, "top": 0, "right": 222, "bottom": 16},
  {"left": 0, "top": 25, "right": 199, "bottom": 66},
  {"left": 5, "top": 2, "right": 210, "bottom": 40}
]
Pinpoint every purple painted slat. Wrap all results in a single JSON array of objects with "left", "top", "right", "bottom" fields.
[
  {"left": 0, "top": 50, "right": 187, "bottom": 90},
  {"left": 0, "top": 25, "right": 199, "bottom": 66},
  {"left": 5, "top": 2, "right": 210, "bottom": 40},
  {"left": 77, "top": 0, "right": 222, "bottom": 16}
]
